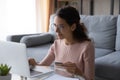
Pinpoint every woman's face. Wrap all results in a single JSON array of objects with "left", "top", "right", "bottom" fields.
[{"left": 53, "top": 16, "right": 76, "bottom": 39}]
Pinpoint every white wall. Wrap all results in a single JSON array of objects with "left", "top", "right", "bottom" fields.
[
  {"left": 82, "top": 0, "right": 119, "bottom": 15},
  {"left": 114, "top": 0, "right": 119, "bottom": 15},
  {"left": 94, "top": 0, "right": 119, "bottom": 15},
  {"left": 0, "top": 0, "right": 36, "bottom": 41},
  {"left": 94, "top": 0, "right": 110, "bottom": 15},
  {"left": 0, "top": 0, "right": 7, "bottom": 40}
]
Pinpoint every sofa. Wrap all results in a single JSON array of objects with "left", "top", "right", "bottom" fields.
[{"left": 7, "top": 14, "right": 120, "bottom": 80}]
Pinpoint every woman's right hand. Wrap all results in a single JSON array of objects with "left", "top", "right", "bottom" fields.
[{"left": 28, "top": 58, "right": 37, "bottom": 66}]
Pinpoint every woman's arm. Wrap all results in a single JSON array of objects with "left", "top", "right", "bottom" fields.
[
  {"left": 29, "top": 44, "right": 55, "bottom": 66},
  {"left": 38, "top": 44, "right": 55, "bottom": 66},
  {"left": 83, "top": 42, "right": 95, "bottom": 80}
]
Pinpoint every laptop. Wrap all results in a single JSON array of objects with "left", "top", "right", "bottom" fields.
[{"left": 0, "top": 41, "right": 53, "bottom": 78}]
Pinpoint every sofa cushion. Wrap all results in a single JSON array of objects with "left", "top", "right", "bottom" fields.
[
  {"left": 95, "top": 51, "right": 120, "bottom": 80},
  {"left": 116, "top": 15, "right": 120, "bottom": 51},
  {"left": 80, "top": 15, "right": 117, "bottom": 50},
  {"left": 20, "top": 33, "right": 54, "bottom": 47},
  {"left": 95, "top": 48, "right": 114, "bottom": 58},
  {"left": 26, "top": 43, "right": 52, "bottom": 62},
  {"left": 48, "top": 14, "right": 56, "bottom": 40}
]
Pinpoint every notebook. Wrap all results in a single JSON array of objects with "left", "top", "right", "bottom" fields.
[{"left": 0, "top": 41, "right": 53, "bottom": 78}]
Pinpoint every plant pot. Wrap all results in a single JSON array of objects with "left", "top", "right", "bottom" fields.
[{"left": 0, "top": 74, "right": 11, "bottom": 80}]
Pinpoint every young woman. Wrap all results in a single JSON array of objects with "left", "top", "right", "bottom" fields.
[{"left": 29, "top": 6, "right": 95, "bottom": 80}]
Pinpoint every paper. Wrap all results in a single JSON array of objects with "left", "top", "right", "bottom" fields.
[
  {"left": 45, "top": 74, "right": 79, "bottom": 80},
  {"left": 33, "top": 66, "right": 53, "bottom": 73}
]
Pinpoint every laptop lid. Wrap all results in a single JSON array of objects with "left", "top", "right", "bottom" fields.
[{"left": 0, "top": 41, "right": 31, "bottom": 77}]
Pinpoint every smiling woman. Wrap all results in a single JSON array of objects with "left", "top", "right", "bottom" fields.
[{"left": 0, "top": 0, "right": 36, "bottom": 41}]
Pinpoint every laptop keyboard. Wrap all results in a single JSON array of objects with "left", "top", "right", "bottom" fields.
[{"left": 30, "top": 70, "right": 42, "bottom": 76}]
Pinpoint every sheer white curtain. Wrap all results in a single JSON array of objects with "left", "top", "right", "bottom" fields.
[{"left": 0, "top": 0, "right": 36, "bottom": 41}]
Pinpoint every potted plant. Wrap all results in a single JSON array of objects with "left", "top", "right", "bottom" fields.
[{"left": 0, "top": 64, "right": 11, "bottom": 80}]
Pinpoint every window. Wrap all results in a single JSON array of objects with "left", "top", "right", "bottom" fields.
[{"left": 0, "top": 0, "right": 36, "bottom": 41}]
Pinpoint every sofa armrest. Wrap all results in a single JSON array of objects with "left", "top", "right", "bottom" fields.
[
  {"left": 6, "top": 33, "right": 42, "bottom": 42},
  {"left": 20, "top": 33, "right": 54, "bottom": 47}
]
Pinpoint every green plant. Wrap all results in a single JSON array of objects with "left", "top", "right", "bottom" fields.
[{"left": 0, "top": 64, "right": 11, "bottom": 76}]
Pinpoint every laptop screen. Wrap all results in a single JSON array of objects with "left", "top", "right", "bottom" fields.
[{"left": 0, "top": 41, "right": 30, "bottom": 77}]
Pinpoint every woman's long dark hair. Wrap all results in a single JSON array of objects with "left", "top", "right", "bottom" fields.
[{"left": 56, "top": 6, "right": 91, "bottom": 42}]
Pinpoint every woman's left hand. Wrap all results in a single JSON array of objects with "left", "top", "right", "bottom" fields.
[{"left": 63, "top": 62, "right": 83, "bottom": 76}]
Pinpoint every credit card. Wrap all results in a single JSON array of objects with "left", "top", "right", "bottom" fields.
[{"left": 55, "top": 62, "right": 63, "bottom": 66}]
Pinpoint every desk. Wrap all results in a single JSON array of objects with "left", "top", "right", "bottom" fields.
[
  {"left": 11, "top": 74, "right": 21, "bottom": 80},
  {"left": 11, "top": 66, "right": 82, "bottom": 80},
  {"left": 11, "top": 73, "right": 86, "bottom": 80},
  {"left": 11, "top": 74, "right": 80, "bottom": 80},
  {"left": 11, "top": 66, "right": 54, "bottom": 80},
  {"left": 11, "top": 71, "right": 54, "bottom": 80}
]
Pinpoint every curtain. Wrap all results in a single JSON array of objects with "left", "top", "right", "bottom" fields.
[{"left": 36, "top": 0, "right": 54, "bottom": 32}]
